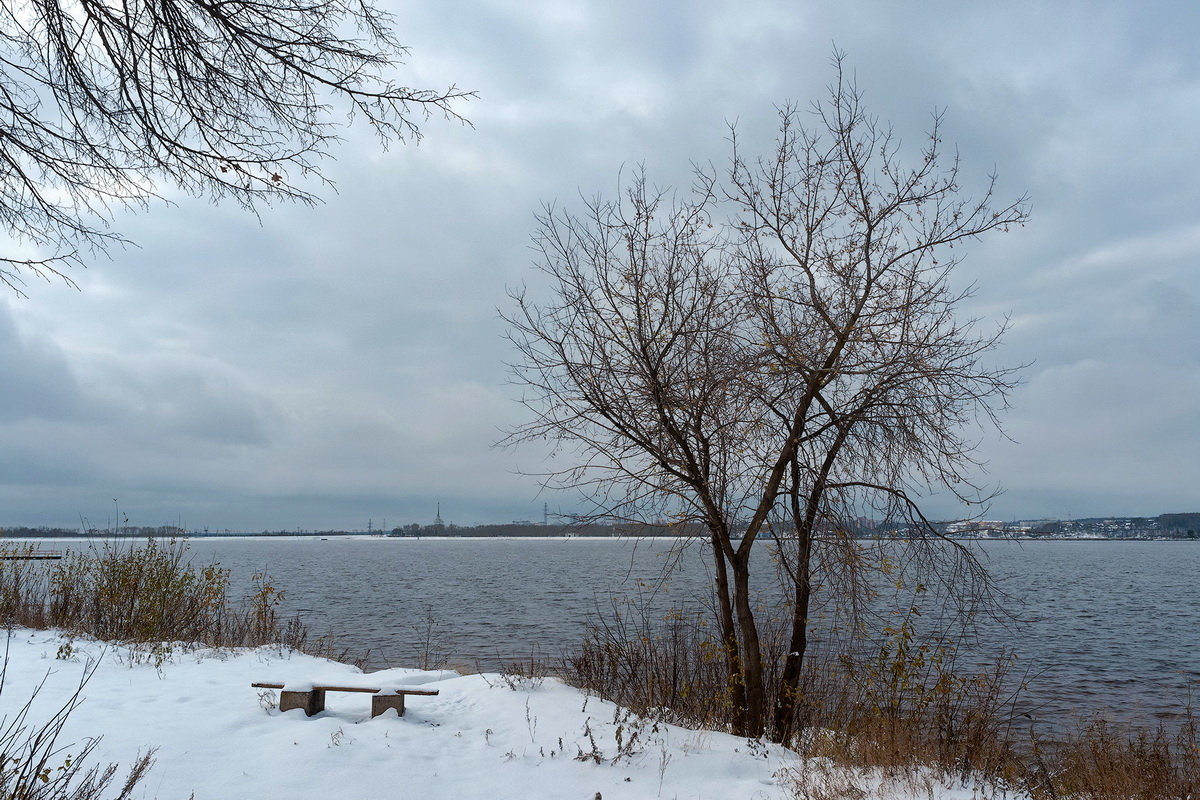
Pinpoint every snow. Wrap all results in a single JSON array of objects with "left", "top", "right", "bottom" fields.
[
  {"left": 0, "top": 629, "right": 1018, "bottom": 799},
  {"left": 0, "top": 629, "right": 792, "bottom": 799}
]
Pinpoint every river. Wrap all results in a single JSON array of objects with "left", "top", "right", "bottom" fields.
[{"left": 36, "top": 536, "right": 1200, "bottom": 731}]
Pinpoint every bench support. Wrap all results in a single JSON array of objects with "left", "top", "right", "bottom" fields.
[
  {"left": 253, "top": 682, "right": 436, "bottom": 718},
  {"left": 280, "top": 688, "right": 326, "bottom": 716},
  {"left": 370, "top": 693, "right": 406, "bottom": 718}
]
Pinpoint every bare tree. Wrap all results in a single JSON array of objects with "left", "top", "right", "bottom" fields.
[
  {"left": 507, "top": 170, "right": 767, "bottom": 728},
  {"left": 1, "top": 0, "right": 471, "bottom": 295},
  {"left": 506, "top": 56, "right": 1028, "bottom": 742}
]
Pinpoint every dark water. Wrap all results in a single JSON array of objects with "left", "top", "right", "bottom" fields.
[
  {"left": 972, "top": 539, "right": 1200, "bottom": 728},
  {"left": 189, "top": 536, "right": 714, "bottom": 667},
  {"left": 52, "top": 537, "right": 1200, "bottom": 729}
]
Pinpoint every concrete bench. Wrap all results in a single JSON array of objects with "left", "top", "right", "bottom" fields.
[{"left": 251, "top": 682, "right": 439, "bottom": 717}]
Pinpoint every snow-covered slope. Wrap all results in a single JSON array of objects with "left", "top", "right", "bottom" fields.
[
  {"left": 1, "top": 630, "right": 795, "bottom": 799},
  {"left": 2, "top": 630, "right": 1022, "bottom": 799}
]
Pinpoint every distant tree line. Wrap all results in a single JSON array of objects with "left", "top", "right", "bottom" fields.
[
  {"left": 4, "top": 513, "right": 1195, "bottom": 540},
  {"left": 387, "top": 522, "right": 700, "bottom": 538},
  {"left": 1031, "top": 514, "right": 1199, "bottom": 539},
  {"left": 0, "top": 525, "right": 186, "bottom": 538},
  {"left": 1158, "top": 512, "right": 1200, "bottom": 532},
  {"left": 387, "top": 518, "right": 901, "bottom": 538}
]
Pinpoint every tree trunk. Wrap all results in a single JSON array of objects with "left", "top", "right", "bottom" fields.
[
  {"left": 773, "top": 520, "right": 813, "bottom": 744},
  {"left": 731, "top": 555, "right": 766, "bottom": 738},
  {"left": 710, "top": 538, "right": 748, "bottom": 735}
]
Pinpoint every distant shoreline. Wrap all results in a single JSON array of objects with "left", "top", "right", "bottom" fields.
[
  {"left": 6, "top": 513, "right": 1198, "bottom": 541},
  {"left": 2, "top": 533, "right": 1197, "bottom": 543}
]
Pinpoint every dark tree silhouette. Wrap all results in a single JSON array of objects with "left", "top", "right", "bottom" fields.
[
  {"left": 506, "top": 55, "right": 1028, "bottom": 742},
  {"left": 1, "top": 0, "right": 471, "bottom": 294}
]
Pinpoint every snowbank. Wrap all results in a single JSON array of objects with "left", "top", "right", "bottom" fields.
[
  {"left": 1, "top": 630, "right": 1019, "bottom": 799},
  {"left": 1, "top": 629, "right": 793, "bottom": 799}
]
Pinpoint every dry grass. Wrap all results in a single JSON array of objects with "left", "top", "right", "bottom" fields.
[
  {"left": 1022, "top": 714, "right": 1200, "bottom": 800},
  {"left": 565, "top": 601, "right": 735, "bottom": 730},
  {"left": 794, "top": 613, "right": 1026, "bottom": 785},
  {"left": 0, "top": 539, "right": 349, "bottom": 661},
  {"left": 563, "top": 600, "right": 1200, "bottom": 800},
  {"left": 565, "top": 598, "right": 1022, "bottom": 772}
]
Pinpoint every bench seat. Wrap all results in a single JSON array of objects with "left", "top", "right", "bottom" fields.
[{"left": 251, "top": 682, "right": 439, "bottom": 717}]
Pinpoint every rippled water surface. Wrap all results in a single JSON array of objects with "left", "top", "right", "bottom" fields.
[
  {"left": 63, "top": 537, "right": 1200, "bottom": 728},
  {"left": 972, "top": 539, "right": 1200, "bottom": 727}
]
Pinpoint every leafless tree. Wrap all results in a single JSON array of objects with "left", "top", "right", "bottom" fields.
[
  {"left": 506, "top": 56, "right": 1028, "bottom": 742},
  {"left": 1, "top": 0, "right": 471, "bottom": 295}
]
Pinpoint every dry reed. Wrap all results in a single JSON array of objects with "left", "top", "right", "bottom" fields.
[
  {"left": 0, "top": 539, "right": 347, "bottom": 660},
  {"left": 563, "top": 598, "right": 1199, "bottom": 800}
]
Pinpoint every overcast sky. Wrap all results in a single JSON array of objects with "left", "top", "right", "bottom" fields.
[{"left": 2, "top": 0, "right": 1198, "bottom": 531}]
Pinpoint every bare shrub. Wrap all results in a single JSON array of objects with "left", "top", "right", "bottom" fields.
[
  {"left": 0, "top": 648, "right": 154, "bottom": 800},
  {"left": 0, "top": 546, "right": 51, "bottom": 630},
  {"left": 564, "top": 595, "right": 1026, "bottom": 790},
  {"left": 488, "top": 649, "right": 550, "bottom": 691},
  {"left": 0, "top": 539, "right": 344, "bottom": 658},
  {"left": 1023, "top": 712, "right": 1200, "bottom": 800},
  {"left": 410, "top": 604, "right": 447, "bottom": 671},
  {"left": 566, "top": 601, "right": 734, "bottom": 730},
  {"left": 794, "top": 598, "right": 1025, "bottom": 783}
]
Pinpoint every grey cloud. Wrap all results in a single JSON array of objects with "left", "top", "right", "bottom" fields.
[
  {"left": 95, "top": 360, "right": 280, "bottom": 447},
  {"left": 0, "top": 302, "right": 84, "bottom": 423},
  {"left": 4, "top": 0, "right": 1200, "bottom": 528}
]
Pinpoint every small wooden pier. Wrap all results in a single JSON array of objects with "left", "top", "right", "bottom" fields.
[{"left": 0, "top": 550, "right": 64, "bottom": 560}]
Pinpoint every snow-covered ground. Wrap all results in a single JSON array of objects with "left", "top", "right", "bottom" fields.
[{"left": 0, "top": 629, "right": 1011, "bottom": 799}]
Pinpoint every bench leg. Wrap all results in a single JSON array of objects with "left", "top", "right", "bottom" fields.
[
  {"left": 371, "top": 693, "right": 406, "bottom": 718},
  {"left": 280, "top": 689, "right": 326, "bottom": 716}
]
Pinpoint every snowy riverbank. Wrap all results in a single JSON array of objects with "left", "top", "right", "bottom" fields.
[{"left": 0, "top": 629, "right": 1014, "bottom": 799}]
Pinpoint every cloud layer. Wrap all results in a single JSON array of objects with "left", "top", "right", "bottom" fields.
[{"left": 3, "top": 0, "right": 1198, "bottom": 529}]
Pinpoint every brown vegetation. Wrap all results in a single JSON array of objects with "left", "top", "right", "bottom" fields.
[
  {"left": 1023, "top": 716, "right": 1200, "bottom": 800},
  {"left": 563, "top": 600, "right": 1199, "bottom": 800},
  {"left": 0, "top": 537, "right": 349, "bottom": 799},
  {"left": 0, "top": 539, "right": 340, "bottom": 658}
]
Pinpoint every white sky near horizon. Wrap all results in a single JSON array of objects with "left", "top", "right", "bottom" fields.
[{"left": 2, "top": 0, "right": 1199, "bottom": 531}]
